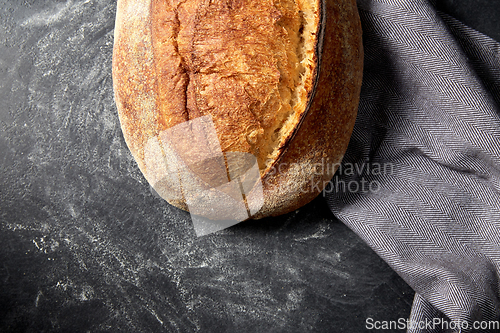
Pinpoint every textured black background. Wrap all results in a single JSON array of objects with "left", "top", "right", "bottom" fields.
[
  {"left": 0, "top": 1, "right": 498, "bottom": 332},
  {"left": 435, "top": 0, "right": 500, "bottom": 42}
]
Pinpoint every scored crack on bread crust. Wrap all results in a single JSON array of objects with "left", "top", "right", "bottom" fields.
[{"left": 113, "top": 0, "right": 363, "bottom": 219}]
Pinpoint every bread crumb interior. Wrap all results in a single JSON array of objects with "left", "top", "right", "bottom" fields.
[{"left": 257, "top": 0, "right": 320, "bottom": 172}]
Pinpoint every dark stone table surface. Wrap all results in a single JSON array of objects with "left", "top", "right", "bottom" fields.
[{"left": 1, "top": 1, "right": 498, "bottom": 332}]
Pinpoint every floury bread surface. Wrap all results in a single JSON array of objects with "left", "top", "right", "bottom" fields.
[{"left": 112, "top": 0, "right": 363, "bottom": 219}]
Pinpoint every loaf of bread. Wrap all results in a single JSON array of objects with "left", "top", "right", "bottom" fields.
[{"left": 112, "top": 0, "right": 363, "bottom": 220}]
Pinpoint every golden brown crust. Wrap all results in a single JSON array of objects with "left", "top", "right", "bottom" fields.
[
  {"left": 112, "top": 0, "right": 363, "bottom": 219},
  {"left": 256, "top": 0, "right": 364, "bottom": 217}
]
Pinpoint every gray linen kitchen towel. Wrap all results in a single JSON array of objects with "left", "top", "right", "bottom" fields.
[{"left": 327, "top": 0, "right": 500, "bottom": 332}]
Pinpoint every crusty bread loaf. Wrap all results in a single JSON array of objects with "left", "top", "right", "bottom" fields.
[{"left": 112, "top": 0, "right": 363, "bottom": 219}]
